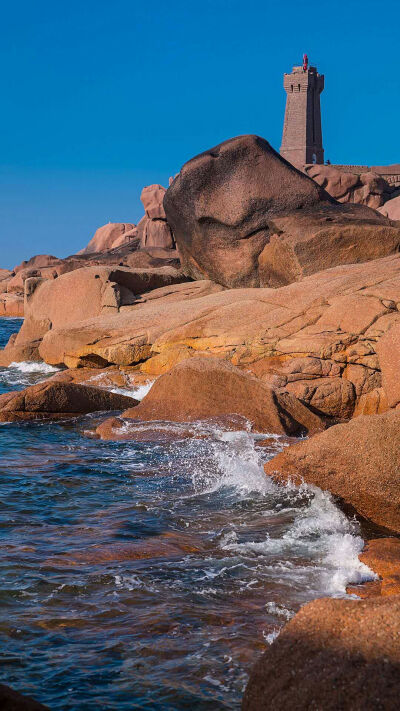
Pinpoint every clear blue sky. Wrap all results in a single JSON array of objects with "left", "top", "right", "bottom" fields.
[{"left": 1, "top": 0, "right": 399, "bottom": 268}]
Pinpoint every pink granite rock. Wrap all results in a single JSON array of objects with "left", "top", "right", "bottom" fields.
[
  {"left": 140, "top": 185, "right": 167, "bottom": 220},
  {"left": 79, "top": 223, "right": 136, "bottom": 254}
]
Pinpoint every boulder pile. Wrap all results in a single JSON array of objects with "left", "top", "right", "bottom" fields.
[{"left": 304, "top": 163, "right": 399, "bottom": 209}]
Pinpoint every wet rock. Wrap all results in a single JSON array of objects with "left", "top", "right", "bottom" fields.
[
  {"left": 164, "top": 134, "right": 400, "bottom": 288},
  {"left": 45, "top": 531, "right": 205, "bottom": 566},
  {"left": 0, "top": 683, "right": 50, "bottom": 710},
  {"left": 243, "top": 595, "right": 400, "bottom": 711},
  {"left": 264, "top": 410, "right": 400, "bottom": 532},
  {"left": 0, "top": 381, "right": 138, "bottom": 422},
  {"left": 97, "top": 356, "right": 325, "bottom": 439},
  {"left": 348, "top": 538, "right": 400, "bottom": 598}
]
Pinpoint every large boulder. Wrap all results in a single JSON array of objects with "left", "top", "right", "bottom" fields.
[
  {"left": 243, "top": 595, "right": 400, "bottom": 711},
  {"left": 0, "top": 381, "right": 138, "bottom": 422},
  {"left": 138, "top": 185, "right": 175, "bottom": 249},
  {"left": 141, "top": 184, "right": 167, "bottom": 220},
  {"left": 78, "top": 222, "right": 136, "bottom": 254},
  {"left": 96, "top": 356, "right": 325, "bottom": 439},
  {"left": 264, "top": 410, "right": 400, "bottom": 532},
  {"left": 164, "top": 135, "right": 400, "bottom": 288},
  {"left": 137, "top": 216, "right": 174, "bottom": 249}
]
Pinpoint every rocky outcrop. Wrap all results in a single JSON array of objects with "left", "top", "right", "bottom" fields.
[
  {"left": 243, "top": 595, "right": 400, "bottom": 711},
  {"left": 0, "top": 265, "right": 190, "bottom": 366},
  {"left": 0, "top": 381, "right": 138, "bottom": 422},
  {"left": 138, "top": 185, "right": 175, "bottom": 249},
  {"left": 0, "top": 683, "right": 50, "bottom": 710},
  {"left": 304, "top": 164, "right": 396, "bottom": 209},
  {"left": 164, "top": 135, "right": 400, "bottom": 288},
  {"left": 96, "top": 356, "right": 324, "bottom": 439},
  {"left": 264, "top": 410, "right": 400, "bottom": 532},
  {"left": 78, "top": 222, "right": 137, "bottom": 254},
  {"left": 22, "top": 254, "right": 400, "bottom": 421}
]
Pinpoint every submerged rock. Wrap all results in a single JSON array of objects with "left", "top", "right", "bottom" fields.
[
  {"left": 264, "top": 410, "right": 400, "bottom": 533},
  {"left": 243, "top": 595, "right": 400, "bottom": 711}
]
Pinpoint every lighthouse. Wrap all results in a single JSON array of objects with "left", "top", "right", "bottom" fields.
[{"left": 280, "top": 55, "right": 324, "bottom": 167}]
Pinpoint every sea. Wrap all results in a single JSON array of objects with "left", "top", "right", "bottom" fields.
[{"left": 0, "top": 317, "right": 374, "bottom": 710}]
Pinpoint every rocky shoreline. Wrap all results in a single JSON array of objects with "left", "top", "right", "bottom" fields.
[{"left": 2, "top": 135, "right": 400, "bottom": 708}]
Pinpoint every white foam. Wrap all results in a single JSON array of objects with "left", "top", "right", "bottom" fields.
[
  {"left": 194, "top": 431, "right": 377, "bottom": 598},
  {"left": 263, "top": 628, "right": 280, "bottom": 645},
  {"left": 191, "top": 429, "right": 278, "bottom": 496},
  {"left": 111, "top": 381, "right": 154, "bottom": 401},
  {"left": 8, "top": 361, "right": 60, "bottom": 373}
]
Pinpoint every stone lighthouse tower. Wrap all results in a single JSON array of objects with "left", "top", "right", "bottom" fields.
[{"left": 280, "top": 55, "right": 324, "bottom": 167}]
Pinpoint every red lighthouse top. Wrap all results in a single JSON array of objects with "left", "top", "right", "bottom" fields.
[{"left": 303, "top": 53, "right": 308, "bottom": 72}]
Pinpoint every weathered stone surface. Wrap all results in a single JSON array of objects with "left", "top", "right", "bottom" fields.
[
  {"left": 14, "top": 254, "right": 59, "bottom": 274},
  {"left": 141, "top": 184, "right": 167, "bottom": 220},
  {"left": 286, "top": 376, "right": 355, "bottom": 419},
  {"left": 0, "top": 683, "right": 50, "bottom": 710},
  {"left": 78, "top": 223, "right": 136, "bottom": 254},
  {"left": 379, "top": 194, "right": 400, "bottom": 221},
  {"left": 243, "top": 595, "right": 400, "bottom": 711},
  {"left": 164, "top": 135, "right": 400, "bottom": 288},
  {"left": 0, "top": 292, "right": 24, "bottom": 316},
  {"left": 138, "top": 216, "right": 174, "bottom": 249},
  {"left": 0, "top": 381, "right": 137, "bottom": 422},
  {"left": 376, "top": 322, "right": 400, "bottom": 407},
  {"left": 305, "top": 164, "right": 394, "bottom": 209},
  {"left": 27, "top": 255, "right": 400, "bottom": 422},
  {"left": 97, "top": 356, "right": 324, "bottom": 439},
  {"left": 0, "top": 268, "right": 12, "bottom": 292},
  {"left": 352, "top": 387, "right": 389, "bottom": 417},
  {"left": 264, "top": 410, "right": 400, "bottom": 532},
  {"left": 0, "top": 265, "right": 189, "bottom": 366}
]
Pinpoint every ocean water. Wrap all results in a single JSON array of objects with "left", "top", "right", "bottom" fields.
[{"left": 0, "top": 317, "right": 374, "bottom": 710}]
